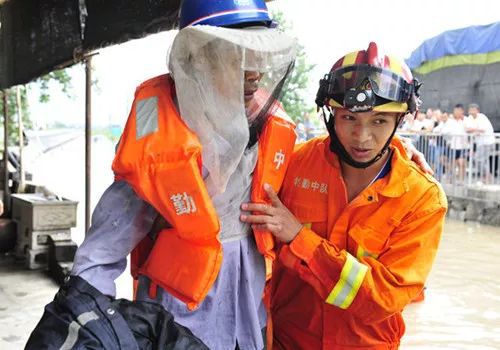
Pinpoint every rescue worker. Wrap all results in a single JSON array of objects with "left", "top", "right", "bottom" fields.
[
  {"left": 69, "top": 1, "right": 298, "bottom": 349},
  {"left": 240, "top": 42, "right": 448, "bottom": 349}
]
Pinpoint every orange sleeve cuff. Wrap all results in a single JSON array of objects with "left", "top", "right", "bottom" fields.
[{"left": 289, "top": 226, "right": 324, "bottom": 263}]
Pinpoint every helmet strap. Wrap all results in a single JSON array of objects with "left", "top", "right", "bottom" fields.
[{"left": 323, "top": 108, "right": 404, "bottom": 169}]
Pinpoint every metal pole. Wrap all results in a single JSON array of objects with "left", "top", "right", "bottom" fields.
[
  {"left": 2, "top": 90, "right": 9, "bottom": 214},
  {"left": 468, "top": 135, "right": 473, "bottom": 185},
  {"left": 16, "top": 86, "right": 25, "bottom": 193},
  {"left": 85, "top": 57, "right": 92, "bottom": 232}
]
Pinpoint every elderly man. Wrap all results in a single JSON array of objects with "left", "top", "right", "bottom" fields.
[{"left": 465, "top": 103, "right": 495, "bottom": 184}]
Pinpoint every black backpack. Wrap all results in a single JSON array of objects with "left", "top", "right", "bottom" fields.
[{"left": 25, "top": 276, "right": 209, "bottom": 350}]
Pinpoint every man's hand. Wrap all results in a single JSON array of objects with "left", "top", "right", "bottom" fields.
[
  {"left": 400, "top": 136, "right": 434, "bottom": 175},
  {"left": 240, "top": 184, "right": 302, "bottom": 243}
]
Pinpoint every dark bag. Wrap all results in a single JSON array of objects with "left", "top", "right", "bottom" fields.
[{"left": 25, "top": 276, "right": 208, "bottom": 350}]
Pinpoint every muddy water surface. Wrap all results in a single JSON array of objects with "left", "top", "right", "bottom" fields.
[{"left": 402, "top": 219, "right": 500, "bottom": 349}]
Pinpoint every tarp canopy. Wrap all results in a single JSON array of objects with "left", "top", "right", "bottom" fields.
[
  {"left": 407, "top": 22, "right": 500, "bottom": 74},
  {"left": 0, "top": 0, "right": 181, "bottom": 90},
  {"left": 407, "top": 22, "right": 500, "bottom": 130}
]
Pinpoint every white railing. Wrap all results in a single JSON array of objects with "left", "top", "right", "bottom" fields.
[{"left": 398, "top": 132, "right": 500, "bottom": 198}]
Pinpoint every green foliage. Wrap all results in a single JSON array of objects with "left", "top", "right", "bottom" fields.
[
  {"left": 272, "top": 11, "right": 316, "bottom": 123},
  {"left": 0, "top": 87, "right": 31, "bottom": 147},
  {"left": 37, "top": 69, "right": 73, "bottom": 103},
  {"left": 1, "top": 68, "right": 73, "bottom": 147}
]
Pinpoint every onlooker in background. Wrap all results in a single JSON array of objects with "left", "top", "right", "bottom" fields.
[
  {"left": 432, "top": 111, "right": 452, "bottom": 179},
  {"left": 402, "top": 111, "right": 427, "bottom": 133},
  {"left": 401, "top": 111, "right": 432, "bottom": 158},
  {"left": 426, "top": 109, "right": 442, "bottom": 174},
  {"left": 399, "top": 112, "right": 413, "bottom": 131},
  {"left": 427, "top": 108, "right": 440, "bottom": 132},
  {"left": 465, "top": 103, "right": 495, "bottom": 184},
  {"left": 448, "top": 104, "right": 469, "bottom": 181},
  {"left": 426, "top": 107, "right": 434, "bottom": 120}
]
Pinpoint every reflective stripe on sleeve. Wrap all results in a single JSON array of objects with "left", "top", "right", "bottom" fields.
[
  {"left": 325, "top": 252, "right": 368, "bottom": 309},
  {"left": 136, "top": 96, "right": 158, "bottom": 139}
]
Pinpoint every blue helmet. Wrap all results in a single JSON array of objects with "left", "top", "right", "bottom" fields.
[{"left": 179, "top": 0, "right": 272, "bottom": 29}]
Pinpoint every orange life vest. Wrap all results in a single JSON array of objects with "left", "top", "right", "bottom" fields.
[{"left": 112, "top": 74, "right": 296, "bottom": 310}]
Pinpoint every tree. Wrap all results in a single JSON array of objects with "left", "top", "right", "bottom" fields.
[
  {"left": 37, "top": 69, "right": 73, "bottom": 103},
  {"left": 1, "top": 87, "right": 30, "bottom": 147},
  {"left": 1, "top": 68, "right": 72, "bottom": 146},
  {"left": 272, "top": 11, "right": 316, "bottom": 123}
]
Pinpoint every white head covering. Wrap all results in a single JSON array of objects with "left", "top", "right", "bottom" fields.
[{"left": 167, "top": 25, "right": 296, "bottom": 195}]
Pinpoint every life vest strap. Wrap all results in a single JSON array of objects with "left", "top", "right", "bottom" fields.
[{"left": 148, "top": 281, "right": 158, "bottom": 300}]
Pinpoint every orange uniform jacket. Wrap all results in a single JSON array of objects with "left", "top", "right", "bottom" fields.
[{"left": 271, "top": 137, "right": 447, "bottom": 350}]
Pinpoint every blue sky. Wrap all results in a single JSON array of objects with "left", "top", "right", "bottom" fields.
[{"left": 26, "top": 0, "right": 500, "bottom": 128}]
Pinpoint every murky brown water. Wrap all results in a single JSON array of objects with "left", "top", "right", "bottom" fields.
[{"left": 402, "top": 219, "right": 500, "bottom": 349}]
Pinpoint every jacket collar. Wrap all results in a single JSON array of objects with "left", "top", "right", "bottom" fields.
[{"left": 373, "top": 147, "right": 412, "bottom": 198}]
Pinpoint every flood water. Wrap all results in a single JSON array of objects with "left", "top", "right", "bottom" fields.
[{"left": 402, "top": 219, "right": 500, "bottom": 349}]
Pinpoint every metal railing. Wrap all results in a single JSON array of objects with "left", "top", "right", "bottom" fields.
[{"left": 398, "top": 132, "right": 500, "bottom": 199}]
